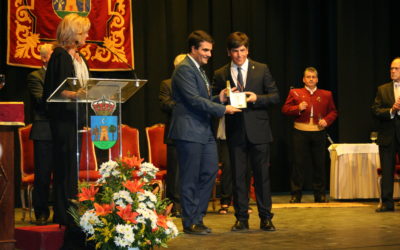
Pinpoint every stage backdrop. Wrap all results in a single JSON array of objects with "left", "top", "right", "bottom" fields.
[{"left": 7, "top": 0, "right": 134, "bottom": 71}]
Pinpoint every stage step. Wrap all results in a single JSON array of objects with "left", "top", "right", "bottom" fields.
[{"left": 15, "top": 224, "right": 65, "bottom": 250}]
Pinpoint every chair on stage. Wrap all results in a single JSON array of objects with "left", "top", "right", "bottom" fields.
[
  {"left": 79, "top": 129, "right": 100, "bottom": 182},
  {"left": 211, "top": 164, "right": 223, "bottom": 211},
  {"left": 109, "top": 124, "right": 140, "bottom": 160},
  {"left": 377, "top": 153, "right": 400, "bottom": 206},
  {"left": 18, "top": 124, "right": 35, "bottom": 222},
  {"left": 145, "top": 123, "right": 167, "bottom": 196}
]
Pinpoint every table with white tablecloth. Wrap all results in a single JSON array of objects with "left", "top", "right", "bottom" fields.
[{"left": 329, "top": 143, "right": 400, "bottom": 199}]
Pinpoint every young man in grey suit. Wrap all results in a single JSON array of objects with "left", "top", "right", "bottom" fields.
[
  {"left": 372, "top": 57, "right": 400, "bottom": 212},
  {"left": 27, "top": 43, "right": 53, "bottom": 225},
  {"left": 168, "top": 30, "right": 240, "bottom": 235},
  {"left": 213, "top": 32, "right": 280, "bottom": 231}
]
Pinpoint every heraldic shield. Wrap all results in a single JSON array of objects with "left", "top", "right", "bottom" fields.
[{"left": 91, "top": 97, "right": 118, "bottom": 150}]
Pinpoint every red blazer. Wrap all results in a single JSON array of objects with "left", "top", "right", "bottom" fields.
[{"left": 282, "top": 88, "right": 338, "bottom": 126}]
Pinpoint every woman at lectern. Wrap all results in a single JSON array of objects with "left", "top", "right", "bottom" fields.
[{"left": 42, "top": 13, "right": 92, "bottom": 249}]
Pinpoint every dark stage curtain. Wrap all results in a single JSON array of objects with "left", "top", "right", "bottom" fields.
[{"left": 1, "top": 0, "right": 400, "bottom": 192}]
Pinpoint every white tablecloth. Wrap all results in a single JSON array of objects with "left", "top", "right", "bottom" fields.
[{"left": 329, "top": 143, "right": 399, "bottom": 199}]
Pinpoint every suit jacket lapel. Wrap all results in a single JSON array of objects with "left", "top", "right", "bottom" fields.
[
  {"left": 186, "top": 57, "right": 209, "bottom": 97},
  {"left": 388, "top": 81, "right": 395, "bottom": 104},
  {"left": 245, "top": 60, "right": 256, "bottom": 90}
]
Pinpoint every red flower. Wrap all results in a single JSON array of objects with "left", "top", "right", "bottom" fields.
[
  {"left": 116, "top": 204, "right": 139, "bottom": 224},
  {"left": 78, "top": 185, "right": 99, "bottom": 202},
  {"left": 123, "top": 179, "right": 145, "bottom": 193},
  {"left": 131, "top": 170, "right": 140, "bottom": 178},
  {"left": 120, "top": 156, "right": 144, "bottom": 169},
  {"left": 156, "top": 213, "right": 169, "bottom": 229},
  {"left": 94, "top": 203, "right": 114, "bottom": 216}
]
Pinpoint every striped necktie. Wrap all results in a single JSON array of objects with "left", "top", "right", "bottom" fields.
[
  {"left": 200, "top": 68, "right": 210, "bottom": 96},
  {"left": 237, "top": 67, "right": 244, "bottom": 92}
]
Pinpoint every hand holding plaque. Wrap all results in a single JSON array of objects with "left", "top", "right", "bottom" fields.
[
  {"left": 230, "top": 91, "right": 247, "bottom": 108},
  {"left": 225, "top": 80, "right": 247, "bottom": 108}
]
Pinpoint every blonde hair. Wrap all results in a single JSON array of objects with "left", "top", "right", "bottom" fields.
[
  {"left": 39, "top": 43, "right": 54, "bottom": 58},
  {"left": 173, "top": 54, "right": 186, "bottom": 67},
  {"left": 56, "top": 13, "right": 91, "bottom": 48}
]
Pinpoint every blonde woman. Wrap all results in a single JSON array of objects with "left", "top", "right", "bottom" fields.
[{"left": 42, "top": 14, "right": 91, "bottom": 247}]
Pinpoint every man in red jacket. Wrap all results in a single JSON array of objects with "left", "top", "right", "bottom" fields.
[{"left": 282, "top": 67, "right": 337, "bottom": 203}]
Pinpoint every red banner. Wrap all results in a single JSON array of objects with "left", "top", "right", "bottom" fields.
[
  {"left": 0, "top": 102, "right": 25, "bottom": 126},
  {"left": 7, "top": 0, "right": 134, "bottom": 71}
]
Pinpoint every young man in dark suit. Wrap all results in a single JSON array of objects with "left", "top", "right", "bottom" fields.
[
  {"left": 168, "top": 30, "right": 240, "bottom": 235},
  {"left": 27, "top": 43, "right": 53, "bottom": 225},
  {"left": 372, "top": 57, "right": 400, "bottom": 212},
  {"left": 213, "top": 32, "right": 280, "bottom": 231}
]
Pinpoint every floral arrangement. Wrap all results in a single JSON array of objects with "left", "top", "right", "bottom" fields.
[{"left": 70, "top": 156, "right": 179, "bottom": 250}]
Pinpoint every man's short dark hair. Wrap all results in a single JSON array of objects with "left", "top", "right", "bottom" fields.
[
  {"left": 187, "top": 30, "right": 214, "bottom": 52},
  {"left": 227, "top": 32, "right": 249, "bottom": 50}
]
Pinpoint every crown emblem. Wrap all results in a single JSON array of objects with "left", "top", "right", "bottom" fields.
[{"left": 91, "top": 96, "right": 116, "bottom": 116}]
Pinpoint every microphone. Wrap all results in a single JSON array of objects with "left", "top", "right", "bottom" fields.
[
  {"left": 326, "top": 133, "right": 334, "bottom": 144},
  {"left": 87, "top": 41, "right": 138, "bottom": 79},
  {"left": 85, "top": 40, "right": 105, "bottom": 47}
]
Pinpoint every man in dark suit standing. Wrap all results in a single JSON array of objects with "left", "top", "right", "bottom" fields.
[
  {"left": 27, "top": 43, "right": 53, "bottom": 225},
  {"left": 213, "top": 32, "right": 280, "bottom": 231},
  {"left": 159, "top": 53, "right": 186, "bottom": 217},
  {"left": 372, "top": 57, "right": 400, "bottom": 212},
  {"left": 169, "top": 30, "right": 240, "bottom": 235}
]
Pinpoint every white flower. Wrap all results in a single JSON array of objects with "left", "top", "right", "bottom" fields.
[
  {"left": 137, "top": 190, "right": 157, "bottom": 209},
  {"left": 114, "top": 237, "right": 129, "bottom": 248},
  {"left": 166, "top": 220, "right": 179, "bottom": 237},
  {"left": 111, "top": 169, "right": 120, "bottom": 176},
  {"left": 136, "top": 162, "right": 159, "bottom": 182},
  {"left": 113, "top": 190, "right": 133, "bottom": 207},
  {"left": 97, "top": 160, "right": 119, "bottom": 183},
  {"left": 136, "top": 207, "right": 158, "bottom": 227},
  {"left": 138, "top": 202, "right": 147, "bottom": 209},
  {"left": 146, "top": 201, "right": 154, "bottom": 209},
  {"left": 114, "top": 224, "right": 135, "bottom": 247},
  {"left": 79, "top": 210, "right": 103, "bottom": 235},
  {"left": 136, "top": 207, "right": 158, "bottom": 229}
]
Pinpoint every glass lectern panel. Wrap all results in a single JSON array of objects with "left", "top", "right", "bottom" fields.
[
  {"left": 47, "top": 77, "right": 147, "bottom": 103},
  {"left": 46, "top": 77, "right": 147, "bottom": 182}
]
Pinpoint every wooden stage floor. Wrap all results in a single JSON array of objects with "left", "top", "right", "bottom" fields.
[{"left": 14, "top": 193, "right": 400, "bottom": 249}]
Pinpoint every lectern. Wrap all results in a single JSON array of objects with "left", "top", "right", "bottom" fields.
[
  {"left": 0, "top": 102, "right": 24, "bottom": 250},
  {"left": 47, "top": 77, "right": 147, "bottom": 174}
]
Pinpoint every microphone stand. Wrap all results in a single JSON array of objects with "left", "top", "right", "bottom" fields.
[{"left": 327, "top": 133, "right": 334, "bottom": 144}]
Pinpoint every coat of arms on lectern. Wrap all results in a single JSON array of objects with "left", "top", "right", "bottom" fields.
[{"left": 90, "top": 97, "right": 118, "bottom": 150}]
